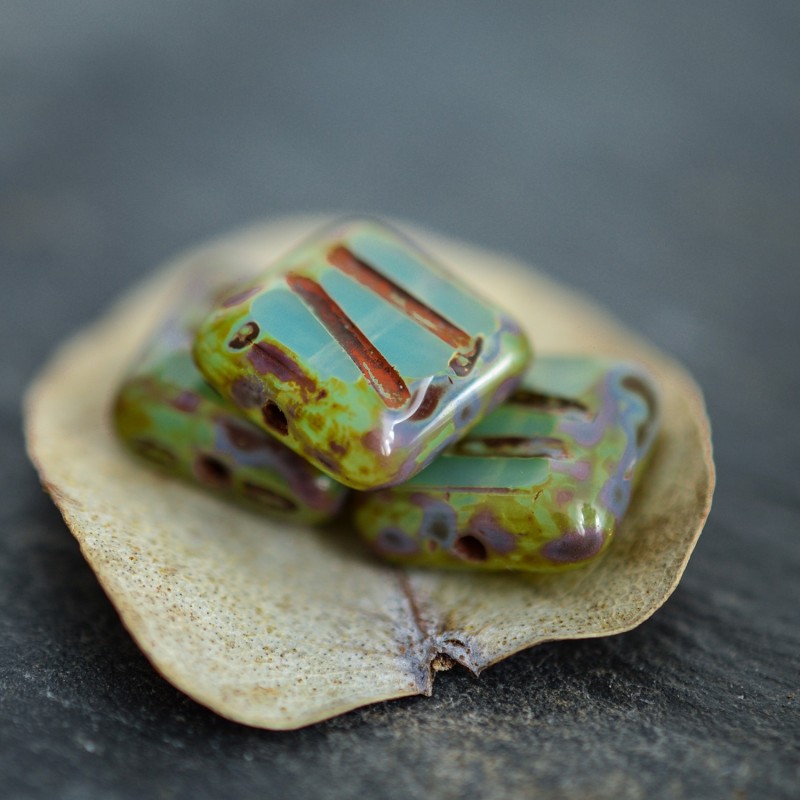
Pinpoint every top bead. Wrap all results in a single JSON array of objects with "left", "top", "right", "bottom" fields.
[{"left": 192, "top": 218, "right": 532, "bottom": 489}]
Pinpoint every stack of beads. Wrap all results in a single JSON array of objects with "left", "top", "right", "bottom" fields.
[{"left": 114, "top": 218, "right": 660, "bottom": 572}]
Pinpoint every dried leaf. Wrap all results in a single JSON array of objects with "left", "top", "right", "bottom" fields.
[{"left": 25, "top": 217, "right": 714, "bottom": 729}]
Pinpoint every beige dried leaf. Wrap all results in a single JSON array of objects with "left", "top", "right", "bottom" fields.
[{"left": 24, "top": 217, "right": 714, "bottom": 729}]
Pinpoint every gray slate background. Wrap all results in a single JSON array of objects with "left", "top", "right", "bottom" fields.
[{"left": 2, "top": 1, "right": 799, "bottom": 798}]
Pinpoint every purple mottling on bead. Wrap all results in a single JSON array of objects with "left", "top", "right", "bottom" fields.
[
  {"left": 388, "top": 453, "right": 424, "bottom": 486},
  {"left": 479, "top": 330, "right": 501, "bottom": 363},
  {"left": 600, "top": 474, "right": 631, "bottom": 521},
  {"left": 560, "top": 375, "right": 616, "bottom": 447},
  {"left": 375, "top": 527, "right": 419, "bottom": 556},
  {"left": 231, "top": 376, "right": 266, "bottom": 408},
  {"left": 551, "top": 458, "right": 591, "bottom": 481},
  {"left": 454, "top": 391, "right": 483, "bottom": 430},
  {"left": 556, "top": 488, "right": 575, "bottom": 506},
  {"left": 215, "top": 419, "right": 280, "bottom": 464},
  {"left": 541, "top": 527, "right": 606, "bottom": 563},
  {"left": 221, "top": 285, "right": 261, "bottom": 308},
  {"left": 413, "top": 497, "right": 457, "bottom": 549},
  {"left": 171, "top": 390, "right": 201, "bottom": 413},
  {"left": 218, "top": 418, "right": 271, "bottom": 452},
  {"left": 493, "top": 373, "right": 523, "bottom": 407},
  {"left": 589, "top": 368, "right": 657, "bottom": 522},
  {"left": 466, "top": 509, "right": 517, "bottom": 554},
  {"left": 361, "top": 426, "right": 390, "bottom": 456},
  {"left": 620, "top": 372, "right": 660, "bottom": 448},
  {"left": 213, "top": 419, "right": 339, "bottom": 511}
]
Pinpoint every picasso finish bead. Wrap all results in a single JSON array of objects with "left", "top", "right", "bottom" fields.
[
  {"left": 192, "top": 218, "right": 532, "bottom": 490},
  {"left": 113, "top": 275, "right": 349, "bottom": 523},
  {"left": 353, "top": 356, "right": 661, "bottom": 571}
]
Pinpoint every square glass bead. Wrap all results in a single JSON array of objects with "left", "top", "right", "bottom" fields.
[
  {"left": 192, "top": 218, "right": 532, "bottom": 489},
  {"left": 353, "top": 356, "right": 660, "bottom": 570}
]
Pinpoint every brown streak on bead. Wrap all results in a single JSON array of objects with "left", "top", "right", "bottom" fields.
[
  {"left": 409, "top": 383, "right": 444, "bottom": 421},
  {"left": 286, "top": 272, "right": 410, "bottom": 409},
  {"left": 327, "top": 244, "right": 472, "bottom": 349},
  {"left": 507, "top": 389, "right": 589, "bottom": 415},
  {"left": 453, "top": 435, "right": 568, "bottom": 459},
  {"left": 247, "top": 341, "right": 316, "bottom": 393},
  {"left": 306, "top": 415, "right": 325, "bottom": 433}
]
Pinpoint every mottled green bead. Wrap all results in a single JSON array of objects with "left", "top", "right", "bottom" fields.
[
  {"left": 353, "top": 356, "right": 661, "bottom": 571},
  {"left": 191, "top": 218, "right": 532, "bottom": 490},
  {"left": 113, "top": 273, "right": 349, "bottom": 523}
]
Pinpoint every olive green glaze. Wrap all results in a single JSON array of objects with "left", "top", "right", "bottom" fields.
[
  {"left": 353, "top": 356, "right": 661, "bottom": 571},
  {"left": 192, "top": 218, "right": 532, "bottom": 490},
  {"left": 113, "top": 274, "right": 349, "bottom": 523}
]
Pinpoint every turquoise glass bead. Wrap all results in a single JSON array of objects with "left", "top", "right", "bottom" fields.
[
  {"left": 113, "top": 272, "right": 349, "bottom": 523},
  {"left": 353, "top": 356, "right": 661, "bottom": 571},
  {"left": 192, "top": 218, "right": 532, "bottom": 490}
]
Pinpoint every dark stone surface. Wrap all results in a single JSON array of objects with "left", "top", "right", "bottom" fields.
[{"left": 2, "top": 2, "right": 798, "bottom": 797}]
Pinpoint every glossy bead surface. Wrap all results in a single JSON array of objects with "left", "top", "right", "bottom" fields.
[
  {"left": 192, "top": 218, "right": 532, "bottom": 490},
  {"left": 113, "top": 275, "right": 349, "bottom": 523},
  {"left": 353, "top": 356, "right": 661, "bottom": 571}
]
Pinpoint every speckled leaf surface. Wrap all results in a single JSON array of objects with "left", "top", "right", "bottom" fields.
[{"left": 24, "top": 217, "right": 714, "bottom": 729}]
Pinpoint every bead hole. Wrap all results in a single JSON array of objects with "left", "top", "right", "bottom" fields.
[
  {"left": 134, "top": 439, "right": 177, "bottom": 468},
  {"left": 262, "top": 401, "right": 288, "bottom": 435},
  {"left": 453, "top": 535, "right": 488, "bottom": 562},
  {"left": 195, "top": 454, "right": 232, "bottom": 487},
  {"left": 228, "top": 321, "right": 260, "bottom": 349},
  {"left": 242, "top": 481, "right": 297, "bottom": 512}
]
